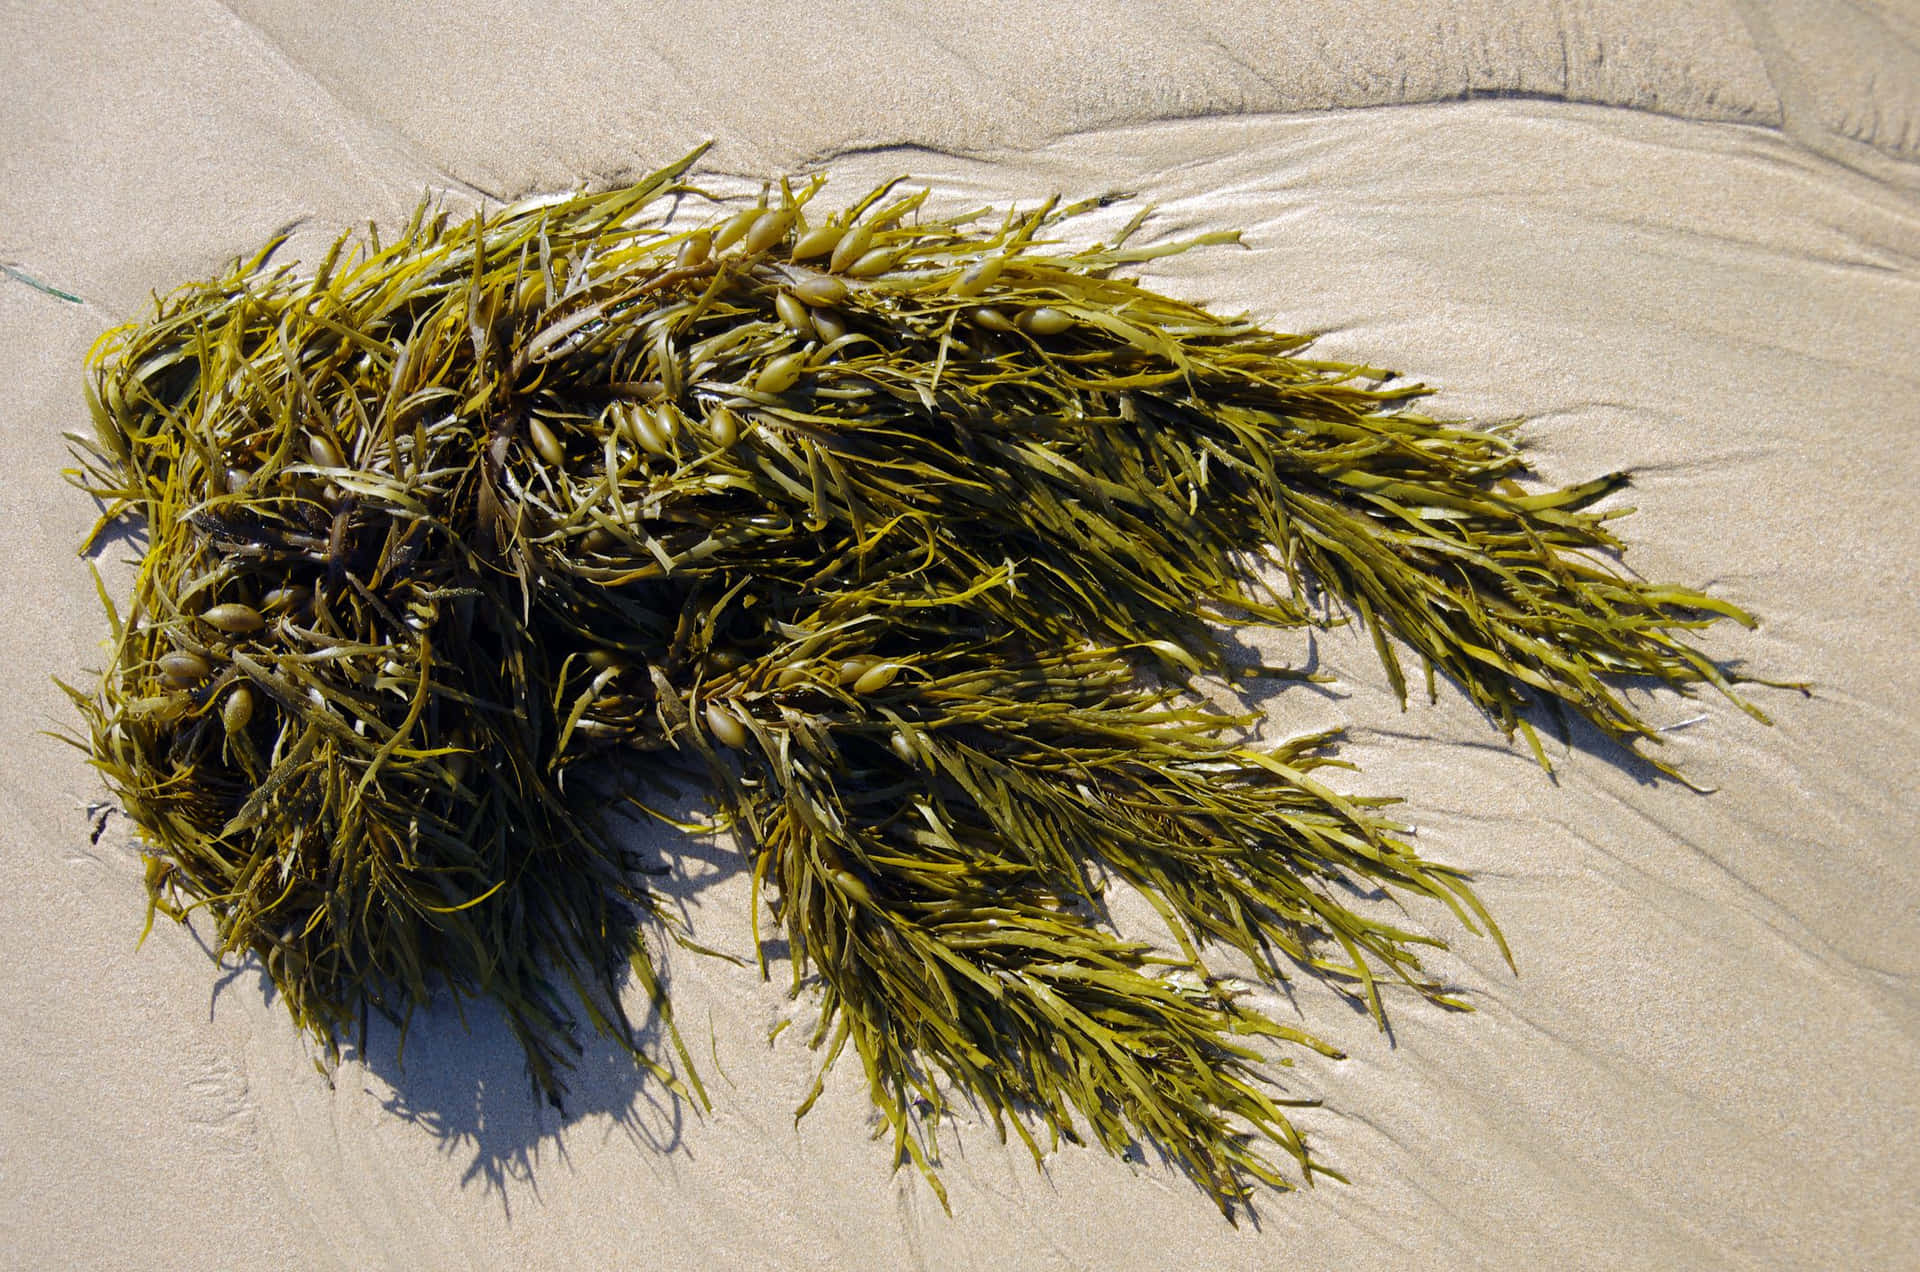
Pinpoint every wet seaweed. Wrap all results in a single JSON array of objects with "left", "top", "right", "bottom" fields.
[{"left": 62, "top": 146, "right": 1784, "bottom": 1217}]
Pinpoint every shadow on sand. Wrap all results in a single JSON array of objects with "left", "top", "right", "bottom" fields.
[{"left": 202, "top": 619, "right": 1767, "bottom": 1217}]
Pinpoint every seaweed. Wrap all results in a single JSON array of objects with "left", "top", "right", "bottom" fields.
[{"left": 61, "top": 146, "right": 1786, "bottom": 1218}]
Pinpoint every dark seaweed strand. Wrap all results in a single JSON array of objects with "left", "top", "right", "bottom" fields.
[{"left": 63, "top": 146, "right": 1777, "bottom": 1217}]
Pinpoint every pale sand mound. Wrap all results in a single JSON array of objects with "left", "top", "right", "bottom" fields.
[{"left": 3, "top": 5, "right": 1916, "bottom": 1269}]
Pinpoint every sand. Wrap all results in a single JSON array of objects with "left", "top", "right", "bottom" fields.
[{"left": 3, "top": 3, "right": 1916, "bottom": 1268}]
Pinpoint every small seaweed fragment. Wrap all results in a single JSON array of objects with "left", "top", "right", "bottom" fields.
[{"left": 63, "top": 146, "right": 1783, "bottom": 1217}]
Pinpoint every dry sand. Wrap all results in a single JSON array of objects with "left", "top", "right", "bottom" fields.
[{"left": 4, "top": 3, "right": 1917, "bottom": 1268}]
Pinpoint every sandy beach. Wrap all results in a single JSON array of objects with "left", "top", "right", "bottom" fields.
[{"left": 4, "top": 3, "right": 1917, "bottom": 1268}]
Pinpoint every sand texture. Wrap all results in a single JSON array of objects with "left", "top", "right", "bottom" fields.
[{"left": 3, "top": 3, "right": 1917, "bottom": 1269}]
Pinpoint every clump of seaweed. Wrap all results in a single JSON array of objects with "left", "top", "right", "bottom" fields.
[{"left": 63, "top": 146, "right": 1780, "bottom": 1217}]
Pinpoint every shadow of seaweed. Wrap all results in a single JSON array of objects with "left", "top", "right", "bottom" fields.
[
  {"left": 352, "top": 987, "right": 691, "bottom": 1215},
  {"left": 210, "top": 769, "right": 760, "bottom": 1215},
  {"left": 1225, "top": 598, "right": 1788, "bottom": 792},
  {"left": 192, "top": 626, "right": 1763, "bottom": 1218}
]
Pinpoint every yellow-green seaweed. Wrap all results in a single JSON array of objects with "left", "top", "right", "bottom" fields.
[{"left": 62, "top": 146, "right": 1787, "bottom": 1218}]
